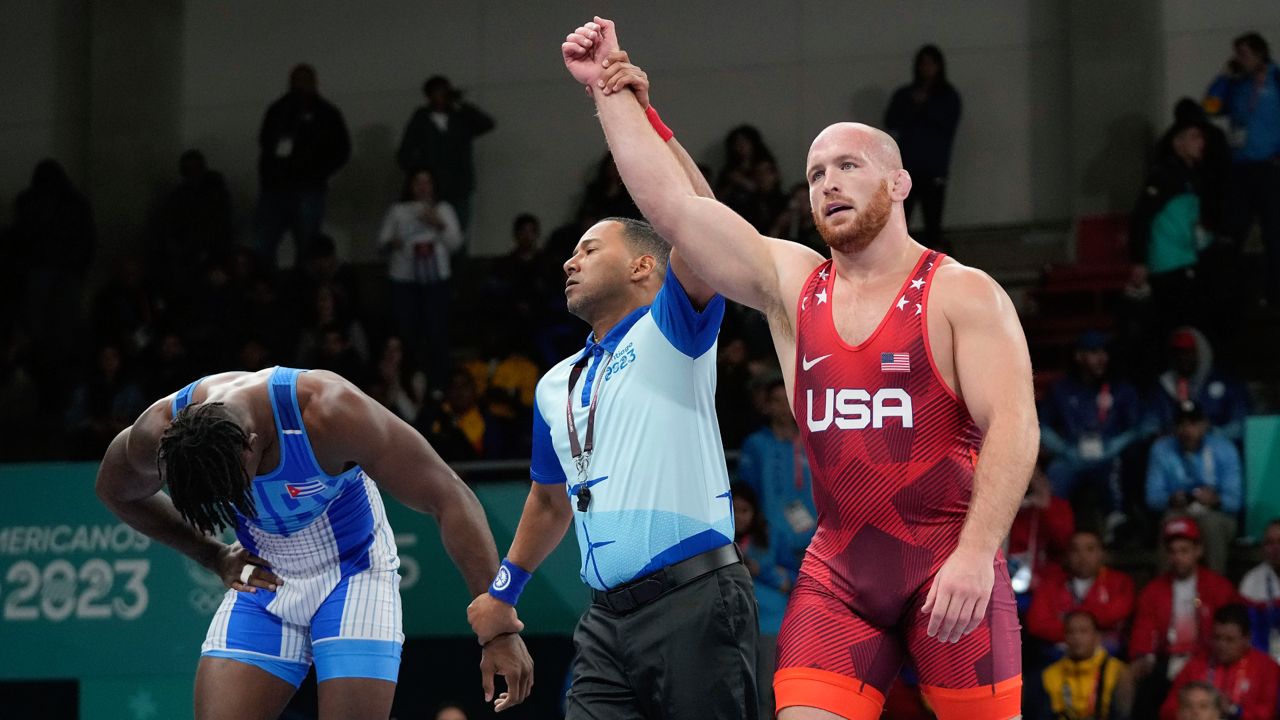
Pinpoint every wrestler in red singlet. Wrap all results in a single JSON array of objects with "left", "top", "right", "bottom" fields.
[{"left": 773, "top": 250, "right": 1021, "bottom": 718}]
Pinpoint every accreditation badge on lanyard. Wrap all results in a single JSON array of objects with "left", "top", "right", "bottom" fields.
[{"left": 566, "top": 350, "right": 612, "bottom": 512}]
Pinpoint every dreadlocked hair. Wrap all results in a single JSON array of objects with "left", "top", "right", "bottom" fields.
[{"left": 158, "top": 402, "right": 256, "bottom": 535}]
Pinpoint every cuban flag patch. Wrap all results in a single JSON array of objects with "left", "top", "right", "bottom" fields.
[{"left": 285, "top": 480, "right": 326, "bottom": 498}]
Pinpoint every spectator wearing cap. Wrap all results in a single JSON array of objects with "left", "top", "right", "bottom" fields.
[
  {"left": 1146, "top": 399, "right": 1242, "bottom": 574},
  {"left": 1147, "top": 327, "right": 1249, "bottom": 443},
  {"left": 1160, "top": 604, "right": 1280, "bottom": 720},
  {"left": 1027, "top": 530, "right": 1136, "bottom": 655},
  {"left": 1039, "top": 330, "right": 1145, "bottom": 536},
  {"left": 1131, "top": 517, "right": 1240, "bottom": 707},
  {"left": 1239, "top": 519, "right": 1280, "bottom": 662},
  {"left": 1042, "top": 610, "right": 1134, "bottom": 720}
]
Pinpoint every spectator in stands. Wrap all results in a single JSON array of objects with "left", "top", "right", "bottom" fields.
[
  {"left": 239, "top": 274, "right": 298, "bottom": 363},
  {"left": 289, "top": 233, "right": 360, "bottom": 315},
  {"left": 716, "top": 124, "right": 776, "bottom": 220},
  {"left": 149, "top": 149, "right": 232, "bottom": 304},
  {"left": 770, "top": 182, "right": 827, "bottom": 255},
  {"left": 743, "top": 158, "right": 788, "bottom": 234},
  {"left": 1027, "top": 531, "right": 1136, "bottom": 654},
  {"left": 0, "top": 324, "right": 40, "bottom": 461},
  {"left": 1146, "top": 400, "right": 1242, "bottom": 574},
  {"left": 731, "top": 481, "right": 797, "bottom": 716},
  {"left": 714, "top": 335, "right": 757, "bottom": 448},
  {"left": 142, "top": 330, "right": 194, "bottom": 400},
  {"left": 488, "top": 213, "right": 550, "bottom": 346},
  {"left": 583, "top": 152, "right": 641, "bottom": 220},
  {"left": 1040, "top": 330, "right": 1145, "bottom": 537},
  {"left": 295, "top": 283, "right": 369, "bottom": 370},
  {"left": 8, "top": 159, "right": 94, "bottom": 383},
  {"left": 396, "top": 75, "right": 495, "bottom": 232},
  {"left": 1131, "top": 518, "right": 1240, "bottom": 710},
  {"left": 1131, "top": 117, "right": 1215, "bottom": 335},
  {"left": 1042, "top": 610, "right": 1134, "bottom": 720},
  {"left": 1239, "top": 518, "right": 1280, "bottom": 661},
  {"left": 420, "top": 368, "right": 516, "bottom": 462},
  {"left": 365, "top": 335, "right": 426, "bottom": 424},
  {"left": 884, "top": 44, "right": 962, "bottom": 251},
  {"left": 1175, "top": 681, "right": 1227, "bottom": 720},
  {"left": 90, "top": 256, "right": 160, "bottom": 355},
  {"left": 378, "top": 168, "right": 463, "bottom": 387},
  {"left": 253, "top": 64, "right": 350, "bottom": 267},
  {"left": 737, "top": 375, "right": 816, "bottom": 563},
  {"left": 1160, "top": 604, "right": 1280, "bottom": 720},
  {"left": 1204, "top": 32, "right": 1280, "bottom": 306},
  {"left": 311, "top": 324, "right": 368, "bottom": 387},
  {"left": 1008, "top": 463, "right": 1075, "bottom": 605},
  {"left": 64, "top": 344, "right": 146, "bottom": 459},
  {"left": 434, "top": 702, "right": 467, "bottom": 720},
  {"left": 235, "top": 335, "right": 274, "bottom": 372},
  {"left": 1147, "top": 327, "right": 1249, "bottom": 443}
]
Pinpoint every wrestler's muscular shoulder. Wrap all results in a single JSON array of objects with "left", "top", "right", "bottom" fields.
[
  {"left": 764, "top": 240, "right": 827, "bottom": 396},
  {"left": 926, "top": 259, "right": 1014, "bottom": 400}
]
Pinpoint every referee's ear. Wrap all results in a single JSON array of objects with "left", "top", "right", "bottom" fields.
[{"left": 630, "top": 253, "right": 659, "bottom": 282}]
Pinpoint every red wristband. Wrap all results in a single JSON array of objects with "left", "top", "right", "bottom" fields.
[{"left": 646, "top": 105, "right": 674, "bottom": 142}]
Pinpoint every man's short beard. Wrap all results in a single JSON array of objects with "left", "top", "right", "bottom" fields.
[{"left": 814, "top": 180, "right": 893, "bottom": 253}]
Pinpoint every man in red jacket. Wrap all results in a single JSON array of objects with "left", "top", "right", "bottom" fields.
[
  {"left": 1026, "top": 530, "right": 1136, "bottom": 653},
  {"left": 1132, "top": 517, "right": 1241, "bottom": 711},
  {"left": 1160, "top": 604, "right": 1280, "bottom": 720}
]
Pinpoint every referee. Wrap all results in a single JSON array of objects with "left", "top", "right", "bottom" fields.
[{"left": 467, "top": 100, "right": 758, "bottom": 718}]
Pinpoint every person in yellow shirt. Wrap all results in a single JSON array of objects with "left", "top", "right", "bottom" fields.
[{"left": 1043, "top": 610, "right": 1135, "bottom": 720}]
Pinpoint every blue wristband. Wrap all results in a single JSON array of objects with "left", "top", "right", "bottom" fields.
[{"left": 488, "top": 559, "right": 531, "bottom": 606}]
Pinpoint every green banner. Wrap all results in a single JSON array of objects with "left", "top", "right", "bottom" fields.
[
  {"left": 1245, "top": 415, "right": 1280, "bottom": 538},
  {"left": 0, "top": 463, "right": 587, "bottom": 717}
]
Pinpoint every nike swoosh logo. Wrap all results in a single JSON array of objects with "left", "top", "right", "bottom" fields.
[{"left": 801, "top": 354, "right": 832, "bottom": 371}]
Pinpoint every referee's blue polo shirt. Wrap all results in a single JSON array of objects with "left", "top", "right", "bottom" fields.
[{"left": 530, "top": 265, "right": 733, "bottom": 591}]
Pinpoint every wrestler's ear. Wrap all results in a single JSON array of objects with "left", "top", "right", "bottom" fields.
[{"left": 890, "top": 169, "right": 912, "bottom": 202}]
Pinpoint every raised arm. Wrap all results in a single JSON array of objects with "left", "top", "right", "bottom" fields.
[
  {"left": 563, "top": 18, "right": 822, "bottom": 318},
  {"left": 922, "top": 266, "right": 1039, "bottom": 643}
]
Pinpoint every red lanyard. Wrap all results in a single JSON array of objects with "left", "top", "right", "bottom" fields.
[
  {"left": 1096, "top": 383, "right": 1112, "bottom": 425},
  {"left": 566, "top": 349, "right": 612, "bottom": 512}
]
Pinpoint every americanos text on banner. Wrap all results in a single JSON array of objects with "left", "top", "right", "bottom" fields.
[{"left": 0, "top": 523, "right": 152, "bottom": 622}]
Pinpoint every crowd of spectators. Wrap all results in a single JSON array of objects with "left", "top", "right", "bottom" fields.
[{"left": 0, "top": 29, "right": 1277, "bottom": 720}]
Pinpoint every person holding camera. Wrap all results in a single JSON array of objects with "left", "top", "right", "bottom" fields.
[
  {"left": 1203, "top": 32, "right": 1280, "bottom": 306},
  {"left": 396, "top": 75, "right": 495, "bottom": 233}
]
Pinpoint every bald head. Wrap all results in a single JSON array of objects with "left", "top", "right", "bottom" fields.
[{"left": 808, "top": 123, "right": 903, "bottom": 174}]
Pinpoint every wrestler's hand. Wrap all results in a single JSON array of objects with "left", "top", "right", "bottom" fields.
[
  {"left": 212, "top": 542, "right": 281, "bottom": 593},
  {"left": 921, "top": 545, "right": 994, "bottom": 644},
  {"left": 468, "top": 592, "right": 526, "bottom": 645},
  {"left": 480, "top": 633, "right": 534, "bottom": 712},
  {"left": 599, "top": 51, "right": 650, "bottom": 108},
  {"left": 562, "top": 16, "right": 621, "bottom": 88}
]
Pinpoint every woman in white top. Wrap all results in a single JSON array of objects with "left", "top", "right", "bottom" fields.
[{"left": 378, "top": 168, "right": 462, "bottom": 388}]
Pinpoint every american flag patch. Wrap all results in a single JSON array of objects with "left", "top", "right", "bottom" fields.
[
  {"left": 881, "top": 352, "right": 910, "bottom": 372},
  {"left": 285, "top": 480, "right": 326, "bottom": 498}
]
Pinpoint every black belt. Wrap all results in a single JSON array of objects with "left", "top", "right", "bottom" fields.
[{"left": 591, "top": 544, "right": 742, "bottom": 615}]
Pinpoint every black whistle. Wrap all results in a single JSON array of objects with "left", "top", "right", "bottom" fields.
[{"left": 576, "top": 486, "right": 591, "bottom": 512}]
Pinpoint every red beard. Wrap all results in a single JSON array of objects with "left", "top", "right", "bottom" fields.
[{"left": 814, "top": 181, "right": 892, "bottom": 253}]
